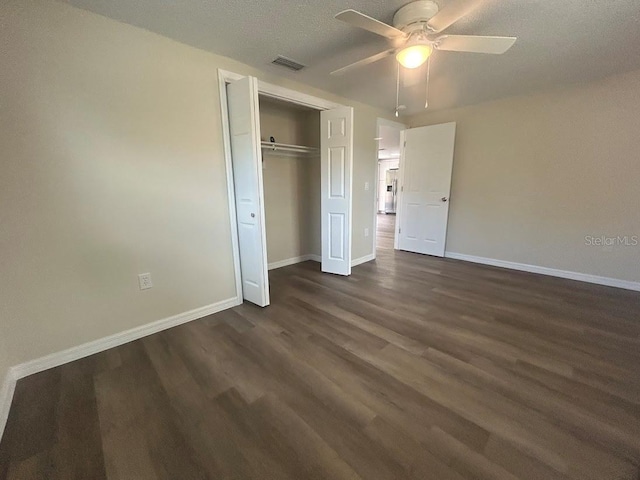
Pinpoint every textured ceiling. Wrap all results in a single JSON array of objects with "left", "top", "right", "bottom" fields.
[{"left": 61, "top": 0, "right": 640, "bottom": 115}]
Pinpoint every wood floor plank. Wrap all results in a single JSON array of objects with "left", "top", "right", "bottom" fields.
[
  {"left": 1, "top": 214, "right": 640, "bottom": 479},
  {"left": 363, "top": 416, "right": 468, "bottom": 480},
  {"left": 51, "top": 360, "right": 107, "bottom": 480}
]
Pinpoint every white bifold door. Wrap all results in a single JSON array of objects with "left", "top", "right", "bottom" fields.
[
  {"left": 320, "top": 107, "right": 354, "bottom": 276},
  {"left": 227, "top": 76, "right": 270, "bottom": 306},
  {"left": 396, "top": 122, "right": 456, "bottom": 257},
  {"left": 226, "top": 76, "right": 355, "bottom": 306}
]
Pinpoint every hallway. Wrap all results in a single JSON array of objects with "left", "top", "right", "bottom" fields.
[{"left": 376, "top": 214, "right": 395, "bottom": 251}]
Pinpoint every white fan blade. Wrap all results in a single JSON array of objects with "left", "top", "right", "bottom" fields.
[
  {"left": 435, "top": 35, "right": 516, "bottom": 54},
  {"left": 331, "top": 49, "right": 396, "bottom": 76},
  {"left": 335, "top": 10, "right": 406, "bottom": 39},
  {"left": 427, "top": 0, "right": 485, "bottom": 33}
]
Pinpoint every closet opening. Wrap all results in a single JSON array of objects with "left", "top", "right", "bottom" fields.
[
  {"left": 219, "top": 71, "right": 354, "bottom": 308},
  {"left": 258, "top": 96, "right": 321, "bottom": 271}
]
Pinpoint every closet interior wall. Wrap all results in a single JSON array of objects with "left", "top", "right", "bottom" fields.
[{"left": 258, "top": 97, "right": 321, "bottom": 268}]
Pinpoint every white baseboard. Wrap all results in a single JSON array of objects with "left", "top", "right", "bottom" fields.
[
  {"left": 271, "top": 253, "right": 375, "bottom": 269},
  {"left": 0, "top": 296, "right": 241, "bottom": 442},
  {"left": 444, "top": 252, "right": 640, "bottom": 292},
  {"left": 352, "top": 253, "right": 376, "bottom": 267},
  {"left": 11, "top": 296, "right": 241, "bottom": 381},
  {"left": 268, "top": 253, "right": 375, "bottom": 270},
  {"left": 268, "top": 254, "right": 318, "bottom": 270},
  {"left": 0, "top": 368, "right": 18, "bottom": 442},
  {"left": 272, "top": 253, "right": 375, "bottom": 269}
]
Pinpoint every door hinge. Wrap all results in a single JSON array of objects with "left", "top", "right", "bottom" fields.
[
  {"left": 398, "top": 228, "right": 401, "bottom": 234},
  {"left": 404, "top": 141, "right": 406, "bottom": 147},
  {"left": 401, "top": 186, "right": 403, "bottom": 192}
]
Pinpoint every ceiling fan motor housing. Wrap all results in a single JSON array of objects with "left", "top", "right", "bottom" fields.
[
  {"left": 393, "top": 0, "right": 439, "bottom": 31},
  {"left": 330, "top": 1, "right": 517, "bottom": 77}
]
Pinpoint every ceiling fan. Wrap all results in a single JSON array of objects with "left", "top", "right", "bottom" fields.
[{"left": 331, "top": 0, "right": 517, "bottom": 76}]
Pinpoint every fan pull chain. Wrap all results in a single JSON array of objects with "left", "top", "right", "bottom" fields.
[
  {"left": 395, "top": 62, "right": 400, "bottom": 117},
  {"left": 425, "top": 54, "right": 431, "bottom": 109}
]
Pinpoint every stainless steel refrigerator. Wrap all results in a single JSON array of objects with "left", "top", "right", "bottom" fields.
[{"left": 384, "top": 168, "right": 399, "bottom": 214}]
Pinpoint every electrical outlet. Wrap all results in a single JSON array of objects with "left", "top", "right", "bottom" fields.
[
  {"left": 138, "top": 273, "right": 153, "bottom": 290},
  {"left": 364, "top": 181, "right": 370, "bottom": 191},
  {"left": 364, "top": 227, "right": 369, "bottom": 237}
]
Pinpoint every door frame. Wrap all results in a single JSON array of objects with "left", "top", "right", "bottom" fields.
[
  {"left": 394, "top": 129, "right": 406, "bottom": 250},
  {"left": 217, "top": 69, "right": 347, "bottom": 301},
  {"left": 374, "top": 117, "right": 405, "bottom": 257}
]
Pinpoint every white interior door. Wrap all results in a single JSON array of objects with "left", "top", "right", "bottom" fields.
[
  {"left": 227, "top": 76, "right": 270, "bottom": 306},
  {"left": 321, "top": 107, "right": 354, "bottom": 275},
  {"left": 396, "top": 122, "right": 456, "bottom": 257}
]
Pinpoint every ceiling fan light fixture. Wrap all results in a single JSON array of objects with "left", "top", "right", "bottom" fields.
[{"left": 396, "top": 43, "right": 432, "bottom": 69}]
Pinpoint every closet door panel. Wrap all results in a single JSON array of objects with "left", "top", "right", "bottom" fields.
[
  {"left": 321, "top": 107, "right": 353, "bottom": 276},
  {"left": 227, "top": 76, "right": 270, "bottom": 306}
]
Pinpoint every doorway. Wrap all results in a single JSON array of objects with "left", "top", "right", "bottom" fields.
[
  {"left": 219, "top": 70, "right": 354, "bottom": 307},
  {"left": 374, "top": 118, "right": 404, "bottom": 256}
]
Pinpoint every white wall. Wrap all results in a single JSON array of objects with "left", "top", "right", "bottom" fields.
[
  {"left": 352, "top": 112, "right": 379, "bottom": 254},
  {"left": 0, "top": 0, "right": 391, "bottom": 378},
  {"left": 408, "top": 69, "right": 640, "bottom": 283}
]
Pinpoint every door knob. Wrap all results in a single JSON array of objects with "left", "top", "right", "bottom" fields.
[
  {"left": 250, "top": 213, "right": 256, "bottom": 218},
  {"left": 441, "top": 197, "right": 448, "bottom": 202}
]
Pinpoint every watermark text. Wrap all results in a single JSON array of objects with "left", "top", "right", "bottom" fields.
[{"left": 585, "top": 235, "right": 638, "bottom": 247}]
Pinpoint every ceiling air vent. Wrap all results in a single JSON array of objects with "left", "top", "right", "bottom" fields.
[{"left": 271, "top": 55, "right": 306, "bottom": 72}]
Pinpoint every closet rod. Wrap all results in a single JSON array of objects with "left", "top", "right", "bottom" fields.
[{"left": 260, "top": 141, "right": 319, "bottom": 155}]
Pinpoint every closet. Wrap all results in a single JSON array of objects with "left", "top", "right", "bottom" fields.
[
  {"left": 224, "top": 74, "right": 354, "bottom": 307},
  {"left": 258, "top": 96, "right": 321, "bottom": 270}
]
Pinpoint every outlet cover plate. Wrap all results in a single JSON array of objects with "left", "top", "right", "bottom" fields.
[{"left": 138, "top": 273, "right": 153, "bottom": 290}]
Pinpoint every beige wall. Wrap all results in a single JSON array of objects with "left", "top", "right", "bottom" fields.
[
  {"left": 259, "top": 100, "right": 320, "bottom": 264},
  {"left": 262, "top": 154, "right": 309, "bottom": 263},
  {"left": 0, "top": 0, "right": 389, "bottom": 372},
  {"left": 0, "top": 332, "right": 9, "bottom": 405},
  {"left": 0, "top": 310, "right": 12, "bottom": 434},
  {"left": 408, "top": 69, "right": 640, "bottom": 282},
  {"left": 302, "top": 111, "right": 322, "bottom": 257}
]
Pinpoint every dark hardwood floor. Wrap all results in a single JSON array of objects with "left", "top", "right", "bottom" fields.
[
  {"left": 2, "top": 214, "right": 640, "bottom": 479},
  {"left": 376, "top": 212, "right": 396, "bottom": 251}
]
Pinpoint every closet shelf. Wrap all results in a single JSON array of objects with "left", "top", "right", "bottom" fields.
[{"left": 261, "top": 141, "right": 319, "bottom": 157}]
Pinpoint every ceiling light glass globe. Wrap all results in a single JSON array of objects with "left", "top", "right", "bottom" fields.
[{"left": 396, "top": 44, "right": 432, "bottom": 69}]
